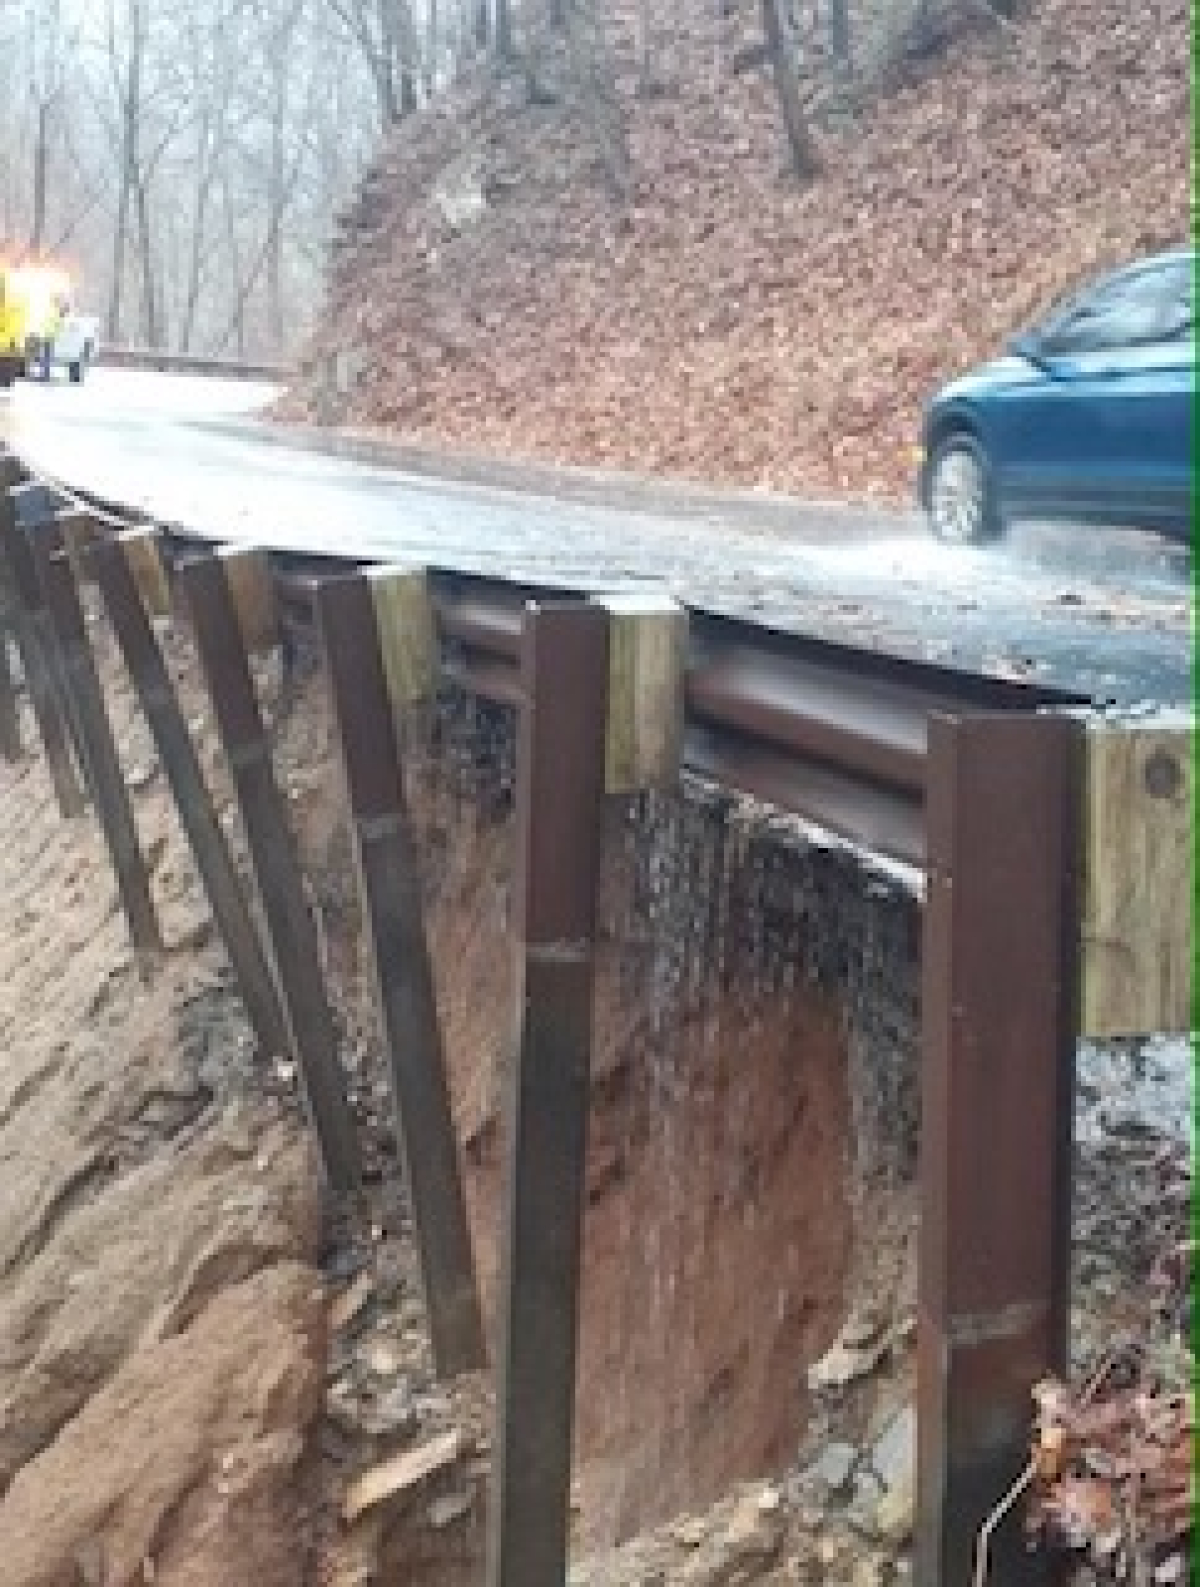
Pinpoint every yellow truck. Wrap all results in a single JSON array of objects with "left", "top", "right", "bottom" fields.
[{"left": 0, "top": 264, "right": 99, "bottom": 388}]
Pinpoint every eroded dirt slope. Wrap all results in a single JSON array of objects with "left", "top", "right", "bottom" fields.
[
  {"left": 284, "top": 0, "right": 1188, "bottom": 500},
  {"left": 0, "top": 620, "right": 326, "bottom": 1584}
]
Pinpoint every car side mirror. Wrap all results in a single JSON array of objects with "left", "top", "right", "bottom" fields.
[{"left": 1008, "top": 331, "right": 1062, "bottom": 376}]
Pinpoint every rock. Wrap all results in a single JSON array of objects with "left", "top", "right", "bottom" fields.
[
  {"left": 669, "top": 1517, "right": 708, "bottom": 1548},
  {"left": 363, "top": 1336, "right": 404, "bottom": 1378},
  {"left": 426, "top": 1489, "right": 473, "bottom": 1528},
  {"left": 839, "top": 1307, "right": 887, "bottom": 1350},
  {"left": 342, "top": 1429, "right": 466, "bottom": 1523},
  {"left": 852, "top": 1560, "right": 885, "bottom": 1587},
  {"left": 0, "top": 1263, "right": 325, "bottom": 1587},
  {"left": 720, "top": 1488, "right": 782, "bottom": 1564},
  {"left": 358, "top": 1382, "right": 416, "bottom": 1439},
  {"left": 327, "top": 1374, "right": 364, "bottom": 1434},
  {"left": 331, "top": 1270, "right": 375, "bottom": 1333},
  {"left": 0, "top": 1121, "right": 318, "bottom": 1488},
  {"left": 846, "top": 1470, "right": 884, "bottom": 1535},
  {"left": 870, "top": 1405, "right": 915, "bottom": 1492},
  {"left": 806, "top": 1313, "right": 893, "bottom": 1394},
  {"left": 875, "top": 1469, "right": 915, "bottom": 1545},
  {"left": 801, "top": 1440, "right": 858, "bottom": 1495}
]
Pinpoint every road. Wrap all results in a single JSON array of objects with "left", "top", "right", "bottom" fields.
[{"left": 2, "top": 369, "right": 1191, "bottom": 707}]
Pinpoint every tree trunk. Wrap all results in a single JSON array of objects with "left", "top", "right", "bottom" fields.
[
  {"left": 220, "top": 175, "right": 246, "bottom": 360},
  {"left": 474, "top": 0, "right": 488, "bottom": 47},
  {"left": 107, "top": 171, "right": 130, "bottom": 342},
  {"left": 829, "top": 0, "right": 851, "bottom": 66},
  {"left": 760, "top": 0, "right": 819, "bottom": 177},
  {"left": 494, "top": 0, "right": 513, "bottom": 58},
  {"left": 30, "top": 100, "right": 50, "bottom": 256},
  {"left": 425, "top": 0, "right": 438, "bottom": 92},
  {"left": 267, "top": 63, "right": 286, "bottom": 354},
  {"left": 635, "top": 0, "right": 654, "bottom": 93},
  {"left": 133, "top": 168, "right": 158, "bottom": 346}
]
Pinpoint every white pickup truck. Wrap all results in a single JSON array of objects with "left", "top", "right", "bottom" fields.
[
  {"left": 26, "top": 302, "right": 101, "bottom": 384},
  {"left": 0, "top": 266, "right": 100, "bottom": 385}
]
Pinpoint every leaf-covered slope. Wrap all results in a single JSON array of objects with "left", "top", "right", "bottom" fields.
[{"left": 286, "top": 0, "right": 1189, "bottom": 502}]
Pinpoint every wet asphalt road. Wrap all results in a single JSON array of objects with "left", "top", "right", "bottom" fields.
[{"left": 2, "top": 370, "right": 1191, "bottom": 707}]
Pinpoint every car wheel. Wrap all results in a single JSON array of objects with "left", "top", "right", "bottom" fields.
[
  {"left": 68, "top": 360, "right": 82, "bottom": 384},
  {"left": 926, "top": 433, "right": 1004, "bottom": 545}
]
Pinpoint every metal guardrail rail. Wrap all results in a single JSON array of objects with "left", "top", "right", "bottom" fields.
[
  {"left": 189, "top": 538, "right": 1084, "bottom": 868},
  {"left": 96, "top": 346, "right": 292, "bottom": 381}
]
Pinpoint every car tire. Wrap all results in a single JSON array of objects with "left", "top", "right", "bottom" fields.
[
  {"left": 68, "top": 360, "right": 82, "bottom": 384},
  {"left": 926, "top": 432, "right": 1004, "bottom": 545}
]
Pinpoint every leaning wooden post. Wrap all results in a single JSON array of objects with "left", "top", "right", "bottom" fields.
[
  {"left": 32, "top": 540, "right": 164, "bottom": 965},
  {"left": 85, "top": 528, "right": 291, "bottom": 1059},
  {"left": 315, "top": 568, "right": 486, "bottom": 1377},
  {"left": 0, "top": 484, "right": 86, "bottom": 815},
  {"left": 916, "top": 711, "right": 1081, "bottom": 1586},
  {"left": 177, "top": 549, "right": 360, "bottom": 1196}
]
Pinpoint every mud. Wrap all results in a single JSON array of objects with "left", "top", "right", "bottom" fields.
[
  {"left": 0, "top": 614, "right": 326, "bottom": 1583},
  {"left": 285, "top": 673, "right": 920, "bottom": 1554},
  {"left": 0, "top": 605, "right": 1184, "bottom": 1587}
]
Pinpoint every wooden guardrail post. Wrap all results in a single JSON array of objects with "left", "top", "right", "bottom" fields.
[
  {"left": 85, "top": 528, "right": 291, "bottom": 1058},
  {"left": 595, "top": 590, "right": 688, "bottom": 794},
  {"left": 916, "top": 711, "right": 1081, "bottom": 1586},
  {"left": 1079, "top": 720, "right": 1192, "bottom": 1038},
  {"left": 178, "top": 549, "right": 360, "bottom": 1195},
  {"left": 315, "top": 568, "right": 486, "bottom": 1377}
]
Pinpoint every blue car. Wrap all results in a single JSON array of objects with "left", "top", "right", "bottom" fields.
[{"left": 918, "top": 249, "right": 1194, "bottom": 545}]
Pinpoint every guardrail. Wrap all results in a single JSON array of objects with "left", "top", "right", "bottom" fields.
[
  {"left": 95, "top": 345, "right": 293, "bottom": 381},
  {"left": 0, "top": 451, "right": 1189, "bottom": 1587}
]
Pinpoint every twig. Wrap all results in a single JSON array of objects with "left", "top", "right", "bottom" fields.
[{"left": 973, "top": 1343, "right": 1142, "bottom": 1586}]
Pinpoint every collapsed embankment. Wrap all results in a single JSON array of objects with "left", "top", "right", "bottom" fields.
[
  {"left": 0, "top": 592, "right": 1187, "bottom": 1586},
  {"left": 0, "top": 596, "right": 923, "bottom": 1584},
  {"left": 288, "top": 677, "right": 923, "bottom": 1558}
]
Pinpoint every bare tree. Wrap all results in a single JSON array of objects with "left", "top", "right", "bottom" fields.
[
  {"left": 320, "top": 0, "right": 419, "bottom": 126},
  {"left": 760, "top": 0, "right": 819, "bottom": 176},
  {"left": 25, "top": 0, "right": 72, "bottom": 253}
]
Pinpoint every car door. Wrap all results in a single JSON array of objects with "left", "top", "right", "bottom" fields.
[
  {"left": 1086, "top": 272, "right": 1194, "bottom": 535},
  {"left": 989, "top": 260, "right": 1192, "bottom": 526}
]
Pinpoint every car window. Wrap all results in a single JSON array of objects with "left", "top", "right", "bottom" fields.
[{"left": 1040, "top": 262, "right": 1192, "bottom": 354}]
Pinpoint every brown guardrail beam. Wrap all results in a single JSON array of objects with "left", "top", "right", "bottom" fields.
[
  {"left": 0, "top": 620, "right": 21, "bottom": 761},
  {"left": 487, "top": 600, "right": 609, "bottom": 1587},
  {"left": 315, "top": 570, "right": 486, "bottom": 1378},
  {"left": 178, "top": 549, "right": 361, "bottom": 1195},
  {"left": 0, "top": 481, "right": 87, "bottom": 816},
  {"left": 917, "top": 710, "right": 1080, "bottom": 1585},
  {"left": 86, "top": 528, "right": 292, "bottom": 1058}
]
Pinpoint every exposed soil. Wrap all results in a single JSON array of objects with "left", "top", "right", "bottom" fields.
[
  {"left": 285, "top": 676, "right": 894, "bottom": 1554},
  {"left": 0, "top": 614, "right": 326, "bottom": 1583},
  {"left": 0, "top": 601, "right": 1188, "bottom": 1586},
  {"left": 280, "top": 0, "right": 1189, "bottom": 502}
]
